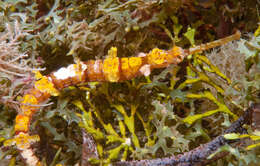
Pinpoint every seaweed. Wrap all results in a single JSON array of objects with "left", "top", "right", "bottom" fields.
[{"left": 0, "top": 0, "right": 259, "bottom": 166}]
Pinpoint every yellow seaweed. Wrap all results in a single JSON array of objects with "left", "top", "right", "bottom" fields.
[{"left": 183, "top": 91, "right": 238, "bottom": 125}]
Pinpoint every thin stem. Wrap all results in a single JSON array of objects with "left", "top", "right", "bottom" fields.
[{"left": 188, "top": 31, "right": 241, "bottom": 54}]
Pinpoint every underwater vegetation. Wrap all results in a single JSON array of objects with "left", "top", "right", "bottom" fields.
[{"left": 0, "top": 0, "right": 259, "bottom": 166}]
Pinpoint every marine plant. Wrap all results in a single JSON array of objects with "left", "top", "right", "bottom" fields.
[{"left": 0, "top": 0, "right": 259, "bottom": 166}]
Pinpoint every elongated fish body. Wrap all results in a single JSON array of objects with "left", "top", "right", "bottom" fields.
[{"left": 5, "top": 31, "right": 241, "bottom": 166}]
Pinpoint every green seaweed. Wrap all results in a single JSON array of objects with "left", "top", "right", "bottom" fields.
[{"left": 0, "top": 0, "right": 260, "bottom": 165}]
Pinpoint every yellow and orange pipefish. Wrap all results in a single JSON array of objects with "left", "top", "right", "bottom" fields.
[{"left": 4, "top": 31, "right": 241, "bottom": 166}]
